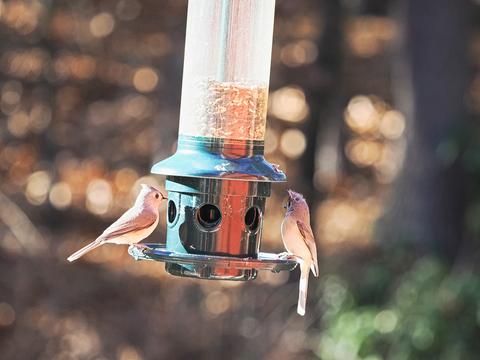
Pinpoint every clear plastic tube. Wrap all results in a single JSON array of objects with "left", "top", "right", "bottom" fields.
[{"left": 178, "top": 0, "right": 276, "bottom": 142}]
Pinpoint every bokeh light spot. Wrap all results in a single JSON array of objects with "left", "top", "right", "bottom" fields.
[
  {"left": 115, "top": 168, "right": 139, "bottom": 192},
  {"left": 0, "top": 303, "right": 15, "bottom": 327},
  {"left": 25, "top": 171, "right": 51, "bottom": 205},
  {"left": 133, "top": 67, "right": 158, "bottom": 93},
  {"left": 122, "top": 95, "right": 152, "bottom": 119},
  {"left": 280, "top": 129, "right": 307, "bottom": 159},
  {"left": 270, "top": 86, "right": 309, "bottom": 123},
  {"left": 89, "top": 12, "right": 115, "bottom": 38},
  {"left": 7, "top": 111, "right": 30, "bottom": 137},
  {"left": 30, "top": 103, "right": 52, "bottom": 133},
  {"left": 86, "top": 179, "right": 112, "bottom": 215},
  {"left": 117, "top": 345, "right": 143, "bottom": 360},
  {"left": 203, "top": 290, "right": 231, "bottom": 316},
  {"left": 346, "top": 139, "right": 382, "bottom": 167},
  {"left": 411, "top": 324, "right": 434, "bottom": 350},
  {"left": 280, "top": 40, "right": 318, "bottom": 67},
  {"left": 380, "top": 110, "right": 406, "bottom": 139},
  {"left": 374, "top": 310, "right": 398, "bottom": 333},
  {"left": 346, "top": 17, "right": 396, "bottom": 58},
  {"left": 49, "top": 182, "right": 72, "bottom": 210},
  {"left": 345, "top": 95, "right": 378, "bottom": 134}
]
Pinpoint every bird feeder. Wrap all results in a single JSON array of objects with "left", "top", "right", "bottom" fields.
[{"left": 129, "top": 0, "right": 296, "bottom": 280}]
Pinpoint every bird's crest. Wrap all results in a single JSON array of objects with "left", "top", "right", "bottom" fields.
[
  {"left": 287, "top": 189, "right": 304, "bottom": 201},
  {"left": 141, "top": 183, "right": 160, "bottom": 192}
]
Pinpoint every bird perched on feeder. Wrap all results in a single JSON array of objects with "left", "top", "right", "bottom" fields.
[
  {"left": 67, "top": 184, "right": 166, "bottom": 262},
  {"left": 281, "top": 189, "right": 319, "bottom": 316}
]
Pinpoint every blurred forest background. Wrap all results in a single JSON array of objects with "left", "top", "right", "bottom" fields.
[{"left": 1, "top": 0, "right": 480, "bottom": 359}]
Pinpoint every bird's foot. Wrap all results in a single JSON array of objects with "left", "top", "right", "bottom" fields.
[
  {"left": 132, "top": 243, "right": 150, "bottom": 254},
  {"left": 278, "top": 252, "right": 298, "bottom": 261}
]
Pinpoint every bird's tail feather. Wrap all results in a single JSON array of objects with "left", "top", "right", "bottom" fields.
[
  {"left": 297, "top": 263, "right": 310, "bottom": 316},
  {"left": 67, "top": 240, "right": 103, "bottom": 262}
]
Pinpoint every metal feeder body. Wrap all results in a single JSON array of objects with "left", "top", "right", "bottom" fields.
[{"left": 133, "top": 0, "right": 295, "bottom": 280}]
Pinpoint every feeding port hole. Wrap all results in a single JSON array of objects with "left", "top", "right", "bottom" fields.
[
  {"left": 245, "top": 206, "right": 260, "bottom": 232},
  {"left": 196, "top": 204, "right": 222, "bottom": 230},
  {"left": 168, "top": 200, "right": 177, "bottom": 223}
]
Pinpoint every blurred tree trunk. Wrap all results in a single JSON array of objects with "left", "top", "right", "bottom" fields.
[
  {"left": 303, "top": 0, "right": 344, "bottom": 201},
  {"left": 381, "top": 0, "right": 470, "bottom": 257}
]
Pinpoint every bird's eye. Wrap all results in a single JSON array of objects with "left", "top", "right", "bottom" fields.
[{"left": 155, "top": 193, "right": 159, "bottom": 199}]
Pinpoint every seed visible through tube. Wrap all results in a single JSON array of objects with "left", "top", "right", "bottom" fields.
[{"left": 192, "top": 80, "right": 268, "bottom": 141}]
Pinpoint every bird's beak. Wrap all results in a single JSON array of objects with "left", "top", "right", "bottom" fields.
[{"left": 160, "top": 192, "right": 167, "bottom": 200}]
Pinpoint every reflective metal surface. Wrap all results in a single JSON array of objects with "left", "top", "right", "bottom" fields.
[
  {"left": 166, "top": 175, "right": 271, "bottom": 197},
  {"left": 128, "top": 243, "right": 298, "bottom": 275},
  {"left": 151, "top": 135, "right": 286, "bottom": 182},
  {"left": 161, "top": 175, "right": 269, "bottom": 280}
]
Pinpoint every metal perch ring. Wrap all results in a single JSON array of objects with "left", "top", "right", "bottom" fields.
[{"left": 128, "top": 243, "right": 298, "bottom": 273}]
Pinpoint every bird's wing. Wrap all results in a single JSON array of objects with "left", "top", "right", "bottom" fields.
[
  {"left": 296, "top": 220, "right": 319, "bottom": 276},
  {"left": 100, "top": 207, "right": 157, "bottom": 241}
]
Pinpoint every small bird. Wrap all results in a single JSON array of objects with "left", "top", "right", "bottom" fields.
[
  {"left": 281, "top": 189, "right": 319, "bottom": 316},
  {"left": 67, "top": 184, "right": 166, "bottom": 262}
]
